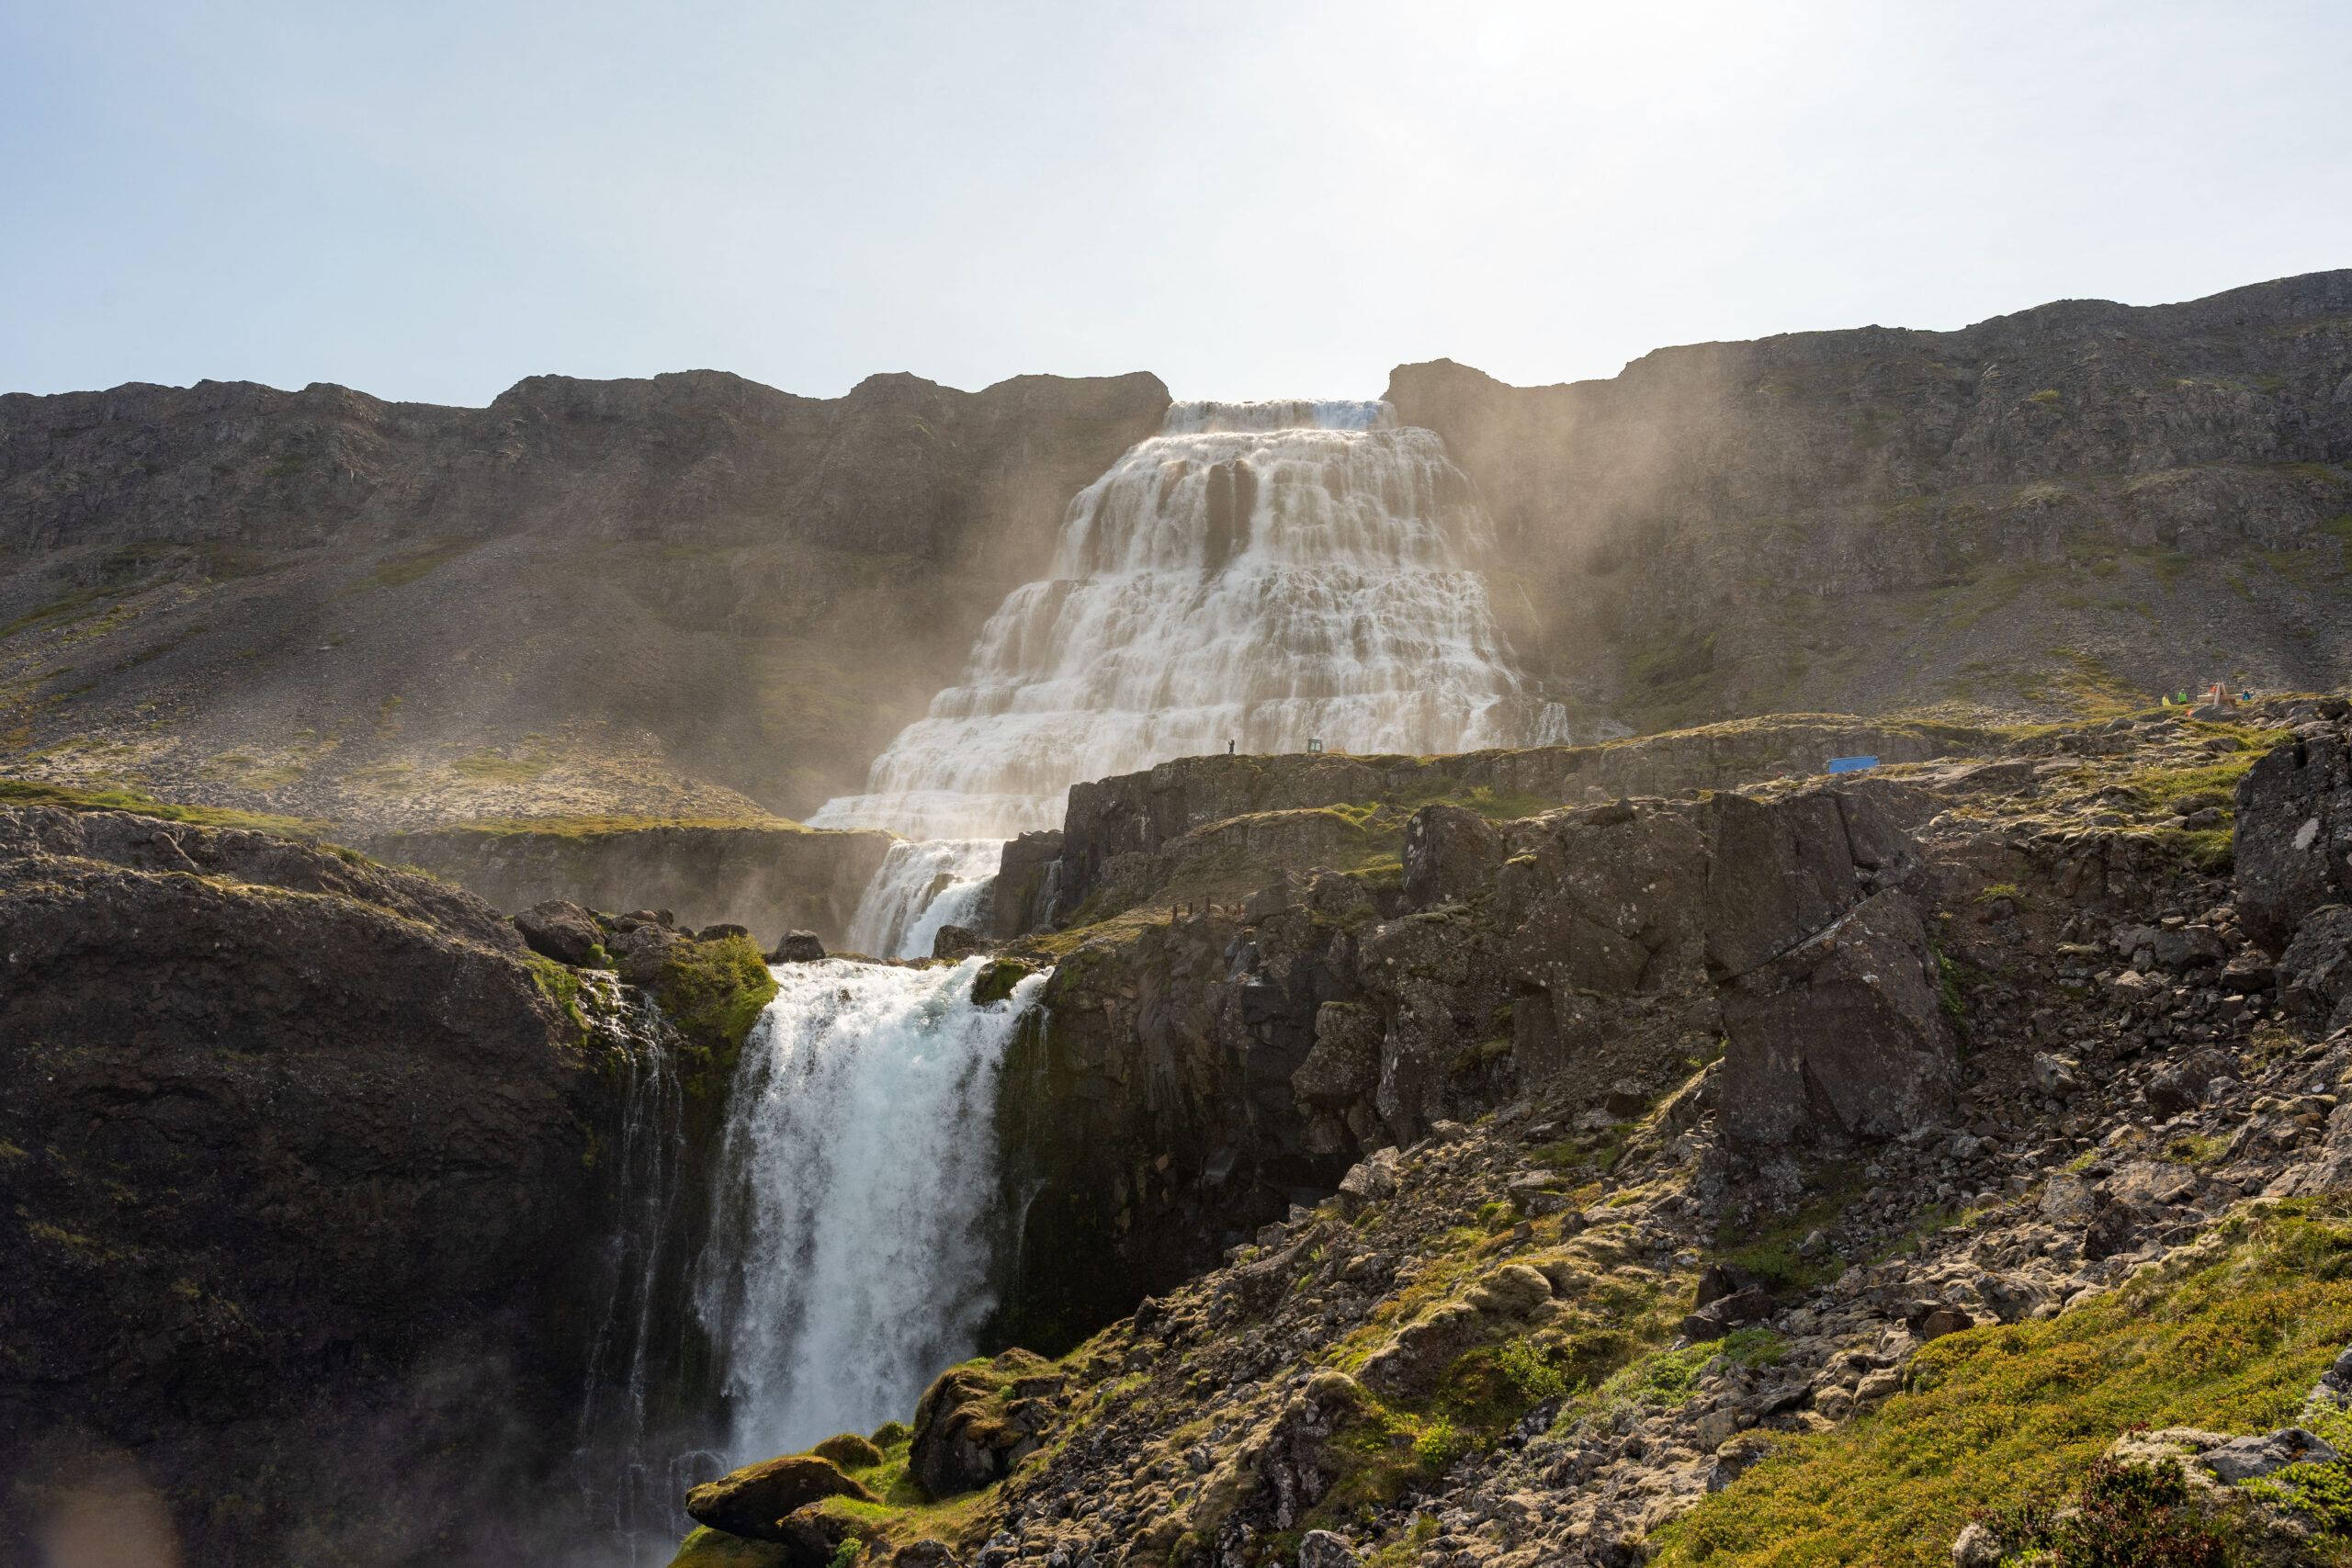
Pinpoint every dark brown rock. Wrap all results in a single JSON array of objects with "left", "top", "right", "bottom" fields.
[
  {"left": 2279, "top": 906, "right": 2352, "bottom": 1030},
  {"left": 684, "top": 1455, "right": 876, "bottom": 1543},
  {"left": 0, "top": 806, "right": 600, "bottom": 1562},
  {"left": 932, "top": 923, "right": 984, "bottom": 960},
  {"left": 775, "top": 930, "right": 827, "bottom": 962},
  {"left": 2235, "top": 729, "right": 2352, "bottom": 953},
  {"left": 515, "top": 897, "right": 605, "bottom": 965},
  {"left": 991, "top": 829, "right": 1065, "bottom": 940},
  {"left": 1717, "top": 888, "right": 1960, "bottom": 1145},
  {"left": 908, "top": 1350, "right": 1057, "bottom": 1501},
  {"left": 1402, "top": 804, "right": 1508, "bottom": 909}
]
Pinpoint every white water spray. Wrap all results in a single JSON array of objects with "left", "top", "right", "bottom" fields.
[
  {"left": 811, "top": 399, "right": 1566, "bottom": 840},
  {"left": 844, "top": 840, "right": 1002, "bottom": 960},
  {"left": 693, "top": 957, "right": 1049, "bottom": 1460}
]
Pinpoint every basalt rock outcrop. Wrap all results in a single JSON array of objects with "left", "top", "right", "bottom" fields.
[
  {"left": 989, "top": 783, "right": 1956, "bottom": 1348},
  {"left": 0, "top": 368, "right": 1170, "bottom": 826},
  {"left": 1392, "top": 269, "right": 2352, "bottom": 729},
  {"left": 0, "top": 804, "right": 622, "bottom": 1565},
  {"left": 368, "top": 819, "right": 895, "bottom": 951}
]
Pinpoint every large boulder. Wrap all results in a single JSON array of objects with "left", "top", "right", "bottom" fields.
[
  {"left": 2234, "top": 728, "right": 2352, "bottom": 953},
  {"left": 514, "top": 897, "right": 604, "bottom": 965},
  {"left": 1294, "top": 1002, "right": 1383, "bottom": 1106},
  {"left": 2279, "top": 907, "right": 2352, "bottom": 1031},
  {"left": 1402, "top": 804, "right": 1507, "bottom": 909},
  {"left": 684, "top": 1455, "right": 875, "bottom": 1543},
  {"left": 1702, "top": 788, "right": 1916, "bottom": 979},
  {"left": 991, "top": 829, "right": 1065, "bottom": 940},
  {"left": 908, "top": 1351, "right": 1061, "bottom": 1501},
  {"left": 1717, "top": 888, "right": 1960, "bottom": 1145}
]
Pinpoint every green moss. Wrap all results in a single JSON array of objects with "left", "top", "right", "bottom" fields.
[
  {"left": 1650, "top": 1199, "right": 2352, "bottom": 1568},
  {"left": 0, "top": 778, "right": 331, "bottom": 838},
  {"left": 657, "top": 935, "right": 780, "bottom": 1054},
  {"left": 332, "top": 536, "right": 485, "bottom": 598},
  {"left": 971, "top": 958, "right": 1036, "bottom": 1006}
]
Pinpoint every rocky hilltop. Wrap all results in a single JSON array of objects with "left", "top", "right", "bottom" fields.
[
  {"left": 0, "top": 368, "right": 1168, "bottom": 825},
  {"left": 1396, "top": 268, "right": 2352, "bottom": 733},
  {"left": 2, "top": 272, "right": 2347, "bottom": 838}
]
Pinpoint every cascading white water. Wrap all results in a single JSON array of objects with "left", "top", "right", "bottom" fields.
[
  {"left": 693, "top": 956, "right": 1049, "bottom": 1461},
  {"left": 809, "top": 398, "right": 1566, "bottom": 840},
  {"left": 844, "top": 839, "right": 1002, "bottom": 960}
]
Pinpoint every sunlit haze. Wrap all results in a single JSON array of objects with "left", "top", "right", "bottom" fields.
[{"left": 3, "top": 0, "right": 2345, "bottom": 404}]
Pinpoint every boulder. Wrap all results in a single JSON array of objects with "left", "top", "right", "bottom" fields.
[
  {"left": 1716, "top": 888, "right": 1960, "bottom": 1145},
  {"left": 2233, "top": 729, "right": 2352, "bottom": 953},
  {"left": 2200, "top": 1428, "right": 2340, "bottom": 1483},
  {"left": 810, "top": 1432, "right": 884, "bottom": 1470},
  {"left": 1950, "top": 1521, "right": 2001, "bottom": 1568},
  {"left": 513, "top": 897, "right": 604, "bottom": 966},
  {"left": 894, "top": 1543, "right": 960, "bottom": 1568},
  {"left": 1298, "top": 1530, "right": 1361, "bottom": 1568},
  {"left": 1402, "top": 803, "right": 1507, "bottom": 909},
  {"left": 2152, "top": 924, "right": 2228, "bottom": 971},
  {"left": 932, "top": 923, "right": 984, "bottom": 960},
  {"left": 684, "top": 1455, "right": 876, "bottom": 1543},
  {"left": 773, "top": 931, "right": 827, "bottom": 963},
  {"left": 1294, "top": 1002, "right": 1383, "bottom": 1106},
  {"left": 1337, "top": 1148, "right": 1399, "bottom": 1206},
  {"left": 696, "top": 922, "right": 753, "bottom": 942},
  {"left": 1465, "top": 1263, "right": 1553, "bottom": 1315},
  {"left": 908, "top": 1351, "right": 1057, "bottom": 1501},
  {"left": 1702, "top": 789, "right": 1913, "bottom": 979},
  {"left": 2279, "top": 906, "right": 2352, "bottom": 1030},
  {"left": 615, "top": 922, "right": 684, "bottom": 984}
]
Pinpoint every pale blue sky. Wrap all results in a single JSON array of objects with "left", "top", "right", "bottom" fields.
[{"left": 3, "top": 1, "right": 2346, "bottom": 406}]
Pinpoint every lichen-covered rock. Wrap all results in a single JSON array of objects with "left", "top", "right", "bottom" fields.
[
  {"left": 684, "top": 1454, "right": 876, "bottom": 1543},
  {"left": 1295, "top": 1002, "right": 1382, "bottom": 1106},
  {"left": 909, "top": 1349, "right": 1060, "bottom": 1501},
  {"left": 1402, "top": 803, "right": 1507, "bottom": 909},
  {"left": 2235, "top": 727, "right": 2352, "bottom": 953},
  {"left": 2278, "top": 905, "right": 2352, "bottom": 1030}
]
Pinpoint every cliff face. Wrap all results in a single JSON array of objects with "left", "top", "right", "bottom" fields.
[
  {"left": 0, "top": 807, "right": 616, "bottom": 1564},
  {"left": 1391, "top": 269, "right": 2352, "bottom": 732},
  {"left": 0, "top": 369, "right": 1169, "bottom": 825},
  {"left": 363, "top": 819, "right": 895, "bottom": 950}
]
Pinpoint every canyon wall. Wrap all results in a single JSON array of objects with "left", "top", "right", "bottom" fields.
[{"left": 1392, "top": 268, "right": 2352, "bottom": 732}]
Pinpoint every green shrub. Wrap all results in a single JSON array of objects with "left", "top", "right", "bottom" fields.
[
  {"left": 1415, "top": 1418, "right": 1469, "bottom": 1474},
  {"left": 1976, "top": 1456, "right": 2229, "bottom": 1568}
]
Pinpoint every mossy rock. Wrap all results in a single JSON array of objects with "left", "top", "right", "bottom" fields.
[
  {"left": 869, "top": 1419, "right": 911, "bottom": 1447},
  {"left": 657, "top": 934, "right": 780, "bottom": 1052},
  {"left": 812, "top": 1431, "right": 885, "bottom": 1470},
  {"left": 666, "top": 1526, "right": 797, "bottom": 1568},
  {"left": 971, "top": 957, "right": 1036, "bottom": 1006}
]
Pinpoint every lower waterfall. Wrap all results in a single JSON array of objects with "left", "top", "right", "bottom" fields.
[
  {"left": 693, "top": 955, "right": 1050, "bottom": 1462},
  {"left": 844, "top": 839, "right": 1005, "bottom": 960}
]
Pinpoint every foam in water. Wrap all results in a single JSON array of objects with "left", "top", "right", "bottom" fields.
[
  {"left": 692, "top": 957, "right": 1049, "bottom": 1460},
  {"left": 845, "top": 839, "right": 1001, "bottom": 959},
  {"left": 809, "top": 399, "right": 1566, "bottom": 840}
]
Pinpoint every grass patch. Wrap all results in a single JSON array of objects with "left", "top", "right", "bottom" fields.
[
  {"left": 1650, "top": 1199, "right": 2352, "bottom": 1568},
  {"left": 0, "top": 777, "right": 329, "bottom": 838}
]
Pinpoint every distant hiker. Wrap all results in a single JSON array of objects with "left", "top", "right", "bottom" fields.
[{"left": 1227, "top": 739, "right": 1235, "bottom": 755}]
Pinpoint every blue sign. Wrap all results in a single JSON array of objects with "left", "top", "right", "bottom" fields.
[{"left": 1826, "top": 755, "right": 1879, "bottom": 774}]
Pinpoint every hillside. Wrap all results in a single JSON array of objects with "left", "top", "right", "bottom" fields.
[{"left": 1, "top": 272, "right": 2347, "bottom": 834}]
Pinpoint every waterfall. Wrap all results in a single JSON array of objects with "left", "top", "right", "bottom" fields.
[
  {"left": 693, "top": 956, "right": 1050, "bottom": 1461},
  {"left": 808, "top": 397, "right": 1567, "bottom": 840},
  {"left": 843, "top": 839, "right": 1002, "bottom": 960}
]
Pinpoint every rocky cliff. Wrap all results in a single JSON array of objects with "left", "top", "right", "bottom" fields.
[
  {"left": 364, "top": 818, "right": 895, "bottom": 950},
  {"left": 0, "top": 368, "right": 1169, "bottom": 826},
  {"left": 0, "top": 805, "right": 622, "bottom": 1564},
  {"left": 1392, "top": 268, "right": 2352, "bottom": 733}
]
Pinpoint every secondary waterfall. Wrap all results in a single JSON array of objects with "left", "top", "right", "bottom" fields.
[
  {"left": 809, "top": 398, "right": 1567, "bottom": 843},
  {"left": 693, "top": 957, "right": 1049, "bottom": 1461},
  {"left": 844, "top": 839, "right": 1002, "bottom": 960}
]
